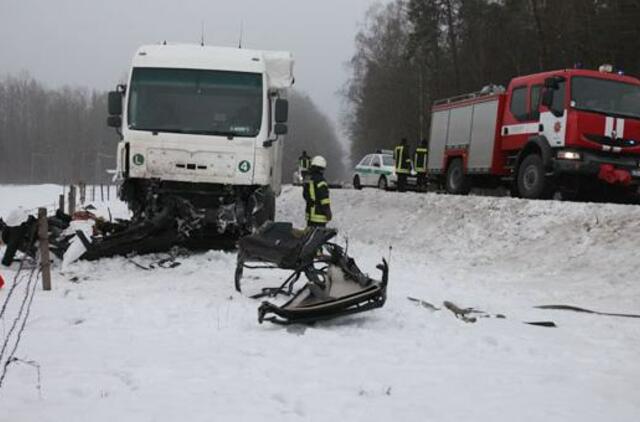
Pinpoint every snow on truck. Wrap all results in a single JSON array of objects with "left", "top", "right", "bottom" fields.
[
  {"left": 428, "top": 66, "right": 640, "bottom": 199},
  {"left": 106, "top": 43, "right": 294, "bottom": 242}
]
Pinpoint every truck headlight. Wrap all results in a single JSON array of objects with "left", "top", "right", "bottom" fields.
[{"left": 557, "top": 151, "right": 582, "bottom": 161}]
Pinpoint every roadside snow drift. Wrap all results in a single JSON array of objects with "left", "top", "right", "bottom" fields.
[{"left": 1, "top": 185, "right": 639, "bottom": 421}]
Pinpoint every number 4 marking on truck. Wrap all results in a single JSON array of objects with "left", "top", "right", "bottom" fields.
[{"left": 238, "top": 160, "right": 251, "bottom": 173}]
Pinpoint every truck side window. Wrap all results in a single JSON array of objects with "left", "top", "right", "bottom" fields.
[
  {"left": 510, "top": 86, "right": 528, "bottom": 121},
  {"left": 530, "top": 85, "right": 542, "bottom": 120}
]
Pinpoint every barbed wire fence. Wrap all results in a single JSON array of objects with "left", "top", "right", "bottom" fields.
[{"left": 0, "top": 253, "right": 43, "bottom": 396}]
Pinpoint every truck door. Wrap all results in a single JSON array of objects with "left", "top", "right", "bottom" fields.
[
  {"left": 539, "top": 77, "right": 568, "bottom": 147},
  {"left": 501, "top": 85, "right": 539, "bottom": 152}
]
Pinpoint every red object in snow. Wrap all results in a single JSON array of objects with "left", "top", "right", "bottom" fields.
[
  {"left": 598, "top": 164, "right": 632, "bottom": 186},
  {"left": 0, "top": 273, "right": 5, "bottom": 289}
]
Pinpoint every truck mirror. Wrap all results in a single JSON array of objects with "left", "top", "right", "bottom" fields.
[
  {"left": 107, "top": 115, "right": 122, "bottom": 128},
  {"left": 108, "top": 91, "right": 123, "bottom": 116},
  {"left": 541, "top": 89, "right": 554, "bottom": 107},
  {"left": 544, "top": 77, "right": 557, "bottom": 89},
  {"left": 544, "top": 76, "right": 565, "bottom": 89},
  {"left": 275, "top": 99, "right": 288, "bottom": 123},
  {"left": 274, "top": 123, "right": 288, "bottom": 135}
]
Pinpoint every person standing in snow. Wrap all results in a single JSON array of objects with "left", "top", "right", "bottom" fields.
[
  {"left": 394, "top": 138, "right": 411, "bottom": 192},
  {"left": 414, "top": 138, "right": 428, "bottom": 191},
  {"left": 303, "top": 156, "right": 332, "bottom": 227}
]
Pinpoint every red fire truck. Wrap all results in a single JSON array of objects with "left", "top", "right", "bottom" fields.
[{"left": 427, "top": 66, "right": 640, "bottom": 199}]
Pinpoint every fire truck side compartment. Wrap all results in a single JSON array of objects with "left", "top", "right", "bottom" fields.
[
  {"left": 429, "top": 97, "right": 500, "bottom": 174},
  {"left": 427, "top": 110, "right": 450, "bottom": 173},
  {"left": 468, "top": 99, "right": 499, "bottom": 172},
  {"left": 447, "top": 105, "right": 473, "bottom": 148}
]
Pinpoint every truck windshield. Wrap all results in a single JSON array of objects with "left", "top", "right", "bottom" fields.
[
  {"left": 127, "top": 68, "right": 263, "bottom": 137},
  {"left": 571, "top": 76, "right": 640, "bottom": 120}
]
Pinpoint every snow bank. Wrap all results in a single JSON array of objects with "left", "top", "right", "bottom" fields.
[{"left": 0, "top": 185, "right": 639, "bottom": 421}]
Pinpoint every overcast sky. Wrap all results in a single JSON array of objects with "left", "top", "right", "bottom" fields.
[{"left": 0, "top": 0, "right": 388, "bottom": 143}]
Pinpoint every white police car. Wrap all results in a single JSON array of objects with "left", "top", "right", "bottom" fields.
[
  {"left": 352, "top": 151, "right": 397, "bottom": 190},
  {"left": 352, "top": 150, "right": 418, "bottom": 190}
]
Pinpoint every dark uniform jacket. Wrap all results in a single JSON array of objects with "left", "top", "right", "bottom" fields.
[{"left": 303, "top": 171, "right": 332, "bottom": 225}]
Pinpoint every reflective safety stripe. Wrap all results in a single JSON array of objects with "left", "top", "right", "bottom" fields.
[
  {"left": 320, "top": 198, "right": 331, "bottom": 205},
  {"left": 415, "top": 148, "right": 428, "bottom": 172},
  {"left": 307, "top": 180, "right": 329, "bottom": 224},
  {"left": 395, "top": 145, "right": 411, "bottom": 173}
]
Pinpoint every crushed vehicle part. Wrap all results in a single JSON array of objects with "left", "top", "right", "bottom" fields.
[
  {"left": 1, "top": 210, "right": 72, "bottom": 266},
  {"left": 409, "top": 297, "right": 556, "bottom": 328},
  {"left": 235, "top": 222, "right": 389, "bottom": 325},
  {"left": 535, "top": 304, "right": 640, "bottom": 319}
]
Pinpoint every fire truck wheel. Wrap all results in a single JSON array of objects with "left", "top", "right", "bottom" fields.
[
  {"left": 353, "top": 175, "right": 363, "bottom": 190},
  {"left": 517, "top": 154, "right": 551, "bottom": 199},
  {"left": 445, "top": 158, "right": 471, "bottom": 195}
]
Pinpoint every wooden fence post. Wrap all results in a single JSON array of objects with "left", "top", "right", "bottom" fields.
[
  {"left": 100, "top": 184, "right": 104, "bottom": 202},
  {"left": 79, "top": 182, "right": 86, "bottom": 205},
  {"left": 68, "top": 185, "right": 76, "bottom": 215},
  {"left": 37, "top": 208, "right": 52, "bottom": 291},
  {"left": 92, "top": 184, "right": 96, "bottom": 202},
  {"left": 58, "top": 194, "right": 65, "bottom": 214}
]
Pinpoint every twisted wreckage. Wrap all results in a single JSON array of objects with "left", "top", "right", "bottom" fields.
[{"left": 0, "top": 207, "right": 390, "bottom": 325}]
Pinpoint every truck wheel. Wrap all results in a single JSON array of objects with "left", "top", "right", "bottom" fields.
[
  {"left": 378, "top": 176, "right": 388, "bottom": 191},
  {"left": 353, "top": 175, "right": 362, "bottom": 190},
  {"left": 445, "top": 158, "right": 471, "bottom": 195},
  {"left": 517, "top": 154, "right": 551, "bottom": 199},
  {"left": 251, "top": 188, "right": 276, "bottom": 229}
]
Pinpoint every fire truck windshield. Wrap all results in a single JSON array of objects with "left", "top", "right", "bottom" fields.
[
  {"left": 571, "top": 76, "right": 640, "bottom": 120},
  {"left": 127, "top": 68, "right": 263, "bottom": 137}
]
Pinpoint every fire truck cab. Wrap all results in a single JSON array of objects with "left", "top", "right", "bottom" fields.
[{"left": 428, "top": 66, "right": 640, "bottom": 199}]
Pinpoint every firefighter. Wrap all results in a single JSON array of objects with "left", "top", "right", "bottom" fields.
[
  {"left": 414, "top": 138, "right": 428, "bottom": 191},
  {"left": 394, "top": 138, "right": 411, "bottom": 192},
  {"left": 303, "top": 156, "right": 332, "bottom": 227},
  {"left": 298, "top": 150, "right": 311, "bottom": 180}
]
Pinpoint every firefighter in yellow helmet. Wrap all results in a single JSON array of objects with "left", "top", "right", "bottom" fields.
[{"left": 303, "top": 156, "right": 332, "bottom": 227}]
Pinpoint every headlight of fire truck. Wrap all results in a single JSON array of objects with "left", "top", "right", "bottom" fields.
[{"left": 557, "top": 150, "right": 582, "bottom": 161}]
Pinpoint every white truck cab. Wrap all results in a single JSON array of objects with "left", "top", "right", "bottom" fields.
[{"left": 107, "top": 43, "right": 294, "bottom": 238}]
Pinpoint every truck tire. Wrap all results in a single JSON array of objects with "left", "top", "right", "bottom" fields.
[
  {"left": 251, "top": 187, "right": 276, "bottom": 229},
  {"left": 445, "top": 158, "right": 471, "bottom": 195},
  {"left": 378, "top": 175, "right": 388, "bottom": 191},
  {"left": 353, "top": 175, "right": 362, "bottom": 190},
  {"left": 517, "top": 154, "right": 551, "bottom": 199}
]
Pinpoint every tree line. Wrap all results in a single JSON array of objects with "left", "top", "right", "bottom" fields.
[
  {"left": 343, "top": 0, "right": 640, "bottom": 162},
  {"left": 0, "top": 73, "right": 344, "bottom": 184}
]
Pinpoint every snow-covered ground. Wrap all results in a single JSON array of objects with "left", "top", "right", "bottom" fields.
[{"left": 1, "top": 184, "right": 640, "bottom": 421}]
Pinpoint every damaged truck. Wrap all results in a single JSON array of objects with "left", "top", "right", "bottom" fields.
[{"left": 106, "top": 43, "right": 295, "bottom": 248}]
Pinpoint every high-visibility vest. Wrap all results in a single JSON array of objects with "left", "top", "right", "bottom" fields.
[
  {"left": 394, "top": 145, "right": 411, "bottom": 174},
  {"left": 414, "top": 147, "right": 428, "bottom": 173},
  {"left": 304, "top": 178, "right": 331, "bottom": 224}
]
